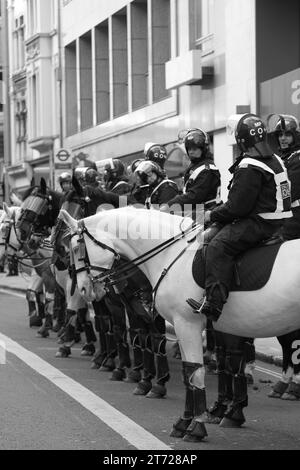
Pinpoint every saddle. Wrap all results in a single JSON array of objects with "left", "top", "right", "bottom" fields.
[{"left": 192, "top": 239, "right": 283, "bottom": 292}]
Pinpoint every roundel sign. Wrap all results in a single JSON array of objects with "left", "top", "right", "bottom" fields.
[
  {"left": 55, "top": 148, "right": 72, "bottom": 169},
  {"left": 56, "top": 148, "right": 71, "bottom": 162}
]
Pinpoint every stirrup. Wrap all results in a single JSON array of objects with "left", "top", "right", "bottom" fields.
[{"left": 186, "top": 298, "right": 204, "bottom": 314}]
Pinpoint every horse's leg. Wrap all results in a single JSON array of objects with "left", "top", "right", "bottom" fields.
[
  {"left": 27, "top": 274, "right": 44, "bottom": 328},
  {"left": 91, "top": 299, "right": 111, "bottom": 369},
  {"left": 37, "top": 290, "right": 54, "bottom": 338},
  {"left": 204, "top": 330, "right": 233, "bottom": 424},
  {"left": 146, "top": 314, "right": 170, "bottom": 399},
  {"left": 170, "top": 318, "right": 208, "bottom": 442},
  {"left": 219, "top": 333, "right": 249, "bottom": 428},
  {"left": 77, "top": 306, "right": 97, "bottom": 357},
  {"left": 204, "top": 319, "right": 217, "bottom": 373},
  {"left": 52, "top": 280, "right": 66, "bottom": 333},
  {"left": 281, "top": 330, "right": 300, "bottom": 401},
  {"left": 105, "top": 291, "right": 130, "bottom": 380},
  {"left": 268, "top": 333, "right": 294, "bottom": 398}
]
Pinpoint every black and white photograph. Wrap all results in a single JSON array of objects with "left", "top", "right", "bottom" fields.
[{"left": 0, "top": 0, "right": 299, "bottom": 455}]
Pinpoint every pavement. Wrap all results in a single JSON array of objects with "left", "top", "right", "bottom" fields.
[{"left": 0, "top": 271, "right": 283, "bottom": 367}]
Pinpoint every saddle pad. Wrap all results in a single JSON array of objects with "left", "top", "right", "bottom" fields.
[{"left": 192, "top": 242, "right": 282, "bottom": 292}]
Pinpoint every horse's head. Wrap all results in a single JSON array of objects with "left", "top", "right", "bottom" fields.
[
  {"left": 17, "top": 178, "right": 62, "bottom": 244},
  {"left": 59, "top": 209, "right": 119, "bottom": 301},
  {"left": 0, "top": 204, "right": 22, "bottom": 258}
]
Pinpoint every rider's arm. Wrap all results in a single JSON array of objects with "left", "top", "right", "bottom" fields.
[
  {"left": 166, "top": 170, "right": 219, "bottom": 208},
  {"left": 210, "top": 167, "right": 264, "bottom": 224}
]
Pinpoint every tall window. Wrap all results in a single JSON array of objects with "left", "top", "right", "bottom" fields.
[
  {"left": 190, "top": 0, "right": 214, "bottom": 55},
  {"left": 13, "top": 16, "right": 26, "bottom": 71}
]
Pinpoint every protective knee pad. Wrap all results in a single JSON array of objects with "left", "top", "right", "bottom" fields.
[
  {"left": 182, "top": 362, "right": 203, "bottom": 389},
  {"left": 113, "top": 324, "right": 127, "bottom": 344},
  {"left": 77, "top": 308, "right": 88, "bottom": 329},
  {"left": 151, "top": 334, "right": 167, "bottom": 355}
]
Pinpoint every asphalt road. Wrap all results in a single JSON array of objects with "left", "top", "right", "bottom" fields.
[{"left": 0, "top": 290, "right": 299, "bottom": 451}]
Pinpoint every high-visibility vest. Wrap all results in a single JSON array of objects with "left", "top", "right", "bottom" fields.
[{"left": 238, "top": 155, "right": 292, "bottom": 220}]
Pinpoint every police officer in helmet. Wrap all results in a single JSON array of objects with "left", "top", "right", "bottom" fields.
[
  {"left": 104, "top": 159, "right": 131, "bottom": 195},
  {"left": 269, "top": 114, "right": 300, "bottom": 240},
  {"left": 134, "top": 160, "right": 178, "bottom": 209},
  {"left": 161, "top": 129, "right": 221, "bottom": 220},
  {"left": 189, "top": 114, "right": 292, "bottom": 323},
  {"left": 58, "top": 172, "right": 72, "bottom": 193}
]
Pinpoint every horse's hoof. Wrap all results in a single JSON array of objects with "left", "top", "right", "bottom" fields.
[
  {"left": 200, "top": 411, "right": 222, "bottom": 424},
  {"left": 123, "top": 370, "right": 142, "bottom": 383},
  {"left": 99, "top": 357, "right": 115, "bottom": 372},
  {"left": 81, "top": 344, "right": 96, "bottom": 357},
  {"left": 29, "top": 315, "right": 43, "bottom": 328},
  {"left": 91, "top": 362, "right": 101, "bottom": 370},
  {"left": 170, "top": 418, "right": 192, "bottom": 438},
  {"left": 281, "top": 393, "right": 299, "bottom": 401},
  {"left": 146, "top": 384, "right": 167, "bottom": 399},
  {"left": 133, "top": 380, "right": 152, "bottom": 396},
  {"left": 56, "top": 346, "right": 71, "bottom": 358},
  {"left": 219, "top": 417, "right": 244, "bottom": 428},
  {"left": 182, "top": 419, "right": 207, "bottom": 442},
  {"left": 268, "top": 390, "right": 283, "bottom": 398},
  {"left": 110, "top": 368, "right": 126, "bottom": 381},
  {"left": 268, "top": 380, "right": 288, "bottom": 399},
  {"left": 36, "top": 330, "right": 49, "bottom": 338}
]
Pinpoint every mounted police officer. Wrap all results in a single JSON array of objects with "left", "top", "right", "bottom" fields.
[
  {"left": 269, "top": 114, "right": 300, "bottom": 240},
  {"left": 58, "top": 172, "right": 72, "bottom": 194},
  {"left": 104, "top": 159, "right": 131, "bottom": 195},
  {"left": 191, "top": 113, "right": 292, "bottom": 323},
  {"left": 161, "top": 129, "right": 221, "bottom": 221},
  {"left": 134, "top": 159, "right": 179, "bottom": 209}
]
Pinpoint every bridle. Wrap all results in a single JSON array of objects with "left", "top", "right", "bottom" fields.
[{"left": 71, "top": 218, "right": 202, "bottom": 309}]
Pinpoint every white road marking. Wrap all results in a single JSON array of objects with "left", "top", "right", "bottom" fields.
[
  {"left": 255, "top": 365, "right": 282, "bottom": 379},
  {"left": 0, "top": 288, "right": 25, "bottom": 299},
  {"left": 0, "top": 331, "right": 171, "bottom": 450}
]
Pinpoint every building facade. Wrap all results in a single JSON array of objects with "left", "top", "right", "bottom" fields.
[
  {"left": 4, "top": 0, "right": 300, "bottom": 200},
  {"left": 0, "top": 1, "right": 4, "bottom": 203}
]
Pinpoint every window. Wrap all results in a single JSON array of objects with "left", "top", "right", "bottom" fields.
[
  {"left": 190, "top": 0, "right": 214, "bottom": 55},
  {"left": 13, "top": 15, "right": 26, "bottom": 71}
]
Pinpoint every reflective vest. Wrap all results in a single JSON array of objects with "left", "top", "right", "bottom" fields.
[
  {"left": 183, "top": 163, "right": 221, "bottom": 205},
  {"left": 239, "top": 155, "right": 292, "bottom": 220}
]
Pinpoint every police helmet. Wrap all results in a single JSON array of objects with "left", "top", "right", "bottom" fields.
[
  {"left": 58, "top": 172, "right": 72, "bottom": 186},
  {"left": 184, "top": 129, "right": 210, "bottom": 154},
  {"left": 135, "top": 160, "right": 164, "bottom": 184},
  {"left": 234, "top": 114, "right": 267, "bottom": 151},
  {"left": 85, "top": 168, "right": 99, "bottom": 185},
  {"left": 144, "top": 143, "right": 167, "bottom": 169},
  {"left": 273, "top": 114, "right": 300, "bottom": 147},
  {"left": 104, "top": 159, "right": 125, "bottom": 179}
]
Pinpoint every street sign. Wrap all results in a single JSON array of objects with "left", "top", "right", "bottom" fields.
[{"left": 55, "top": 148, "right": 72, "bottom": 170}]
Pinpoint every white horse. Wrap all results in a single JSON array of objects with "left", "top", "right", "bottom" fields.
[{"left": 59, "top": 207, "right": 300, "bottom": 442}]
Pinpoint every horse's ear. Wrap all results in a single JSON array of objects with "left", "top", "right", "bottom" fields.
[
  {"left": 3, "top": 202, "right": 12, "bottom": 217},
  {"left": 40, "top": 178, "right": 47, "bottom": 194},
  {"left": 72, "top": 174, "right": 83, "bottom": 197},
  {"left": 58, "top": 209, "right": 78, "bottom": 232}
]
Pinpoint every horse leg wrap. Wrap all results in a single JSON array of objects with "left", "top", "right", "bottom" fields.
[
  {"left": 142, "top": 335, "right": 156, "bottom": 380},
  {"left": 130, "top": 331, "right": 143, "bottom": 372},
  {"left": 244, "top": 339, "right": 255, "bottom": 363},
  {"left": 37, "top": 292, "right": 45, "bottom": 320},
  {"left": 216, "top": 345, "right": 233, "bottom": 405},
  {"left": 152, "top": 336, "right": 170, "bottom": 386},
  {"left": 113, "top": 325, "right": 131, "bottom": 369},
  {"left": 180, "top": 363, "right": 208, "bottom": 442},
  {"left": 84, "top": 321, "right": 97, "bottom": 344},
  {"left": 63, "top": 310, "right": 77, "bottom": 342},
  {"left": 105, "top": 332, "right": 118, "bottom": 360},
  {"left": 225, "top": 349, "right": 248, "bottom": 409}
]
